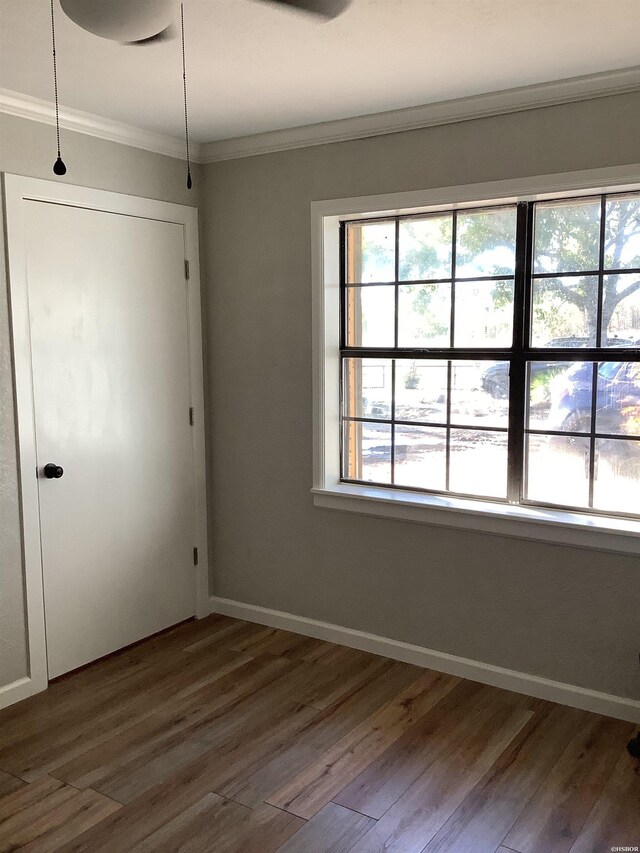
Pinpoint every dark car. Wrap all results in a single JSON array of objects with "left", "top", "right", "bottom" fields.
[
  {"left": 481, "top": 336, "right": 638, "bottom": 400},
  {"left": 547, "top": 361, "right": 640, "bottom": 435},
  {"left": 481, "top": 361, "right": 564, "bottom": 399}
]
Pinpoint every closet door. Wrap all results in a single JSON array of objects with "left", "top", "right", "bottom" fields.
[{"left": 25, "top": 200, "right": 196, "bottom": 678}]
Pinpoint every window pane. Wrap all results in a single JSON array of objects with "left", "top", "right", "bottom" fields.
[
  {"left": 545, "top": 362, "right": 593, "bottom": 433},
  {"left": 601, "top": 272, "right": 640, "bottom": 346},
  {"left": 527, "top": 361, "right": 576, "bottom": 428},
  {"left": 347, "top": 221, "right": 395, "bottom": 283},
  {"left": 343, "top": 358, "right": 392, "bottom": 420},
  {"left": 449, "top": 429, "right": 508, "bottom": 498},
  {"left": 394, "top": 360, "right": 447, "bottom": 424},
  {"left": 534, "top": 199, "right": 601, "bottom": 274},
  {"left": 456, "top": 208, "right": 516, "bottom": 277},
  {"left": 342, "top": 420, "right": 391, "bottom": 483},
  {"left": 345, "top": 286, "right": 395, "bottom": 347},
  {"left": 593, "top": 438, "right": 640, "bottom": 513},
  {"left": 451, "top": 361, "right": 509, "bottom": 427},
  {"left": 341, "top": 201, "right": 639, "bottom": 518},
  {"left": 605, "top": 195, "right": 640, "bottom": 270},
  {"left": 530, "top": 276, "right": 599, "bottom": 347},
  {"left": 595, "top": 362, "right": 640, "bottom": 437},
  {"left": 526, "top": 434, "right": 590, "bottom": 508},
  {"left": 399, "top": 214, "right": 452, "bottom": 281},
  {"left": 398, "top": 283, "right": 450, "bottom": 347},
  {"left": 453, "top": 280, "right": 514, "bottom": 347},
  {"left": 394, "top": 426, "right": 446, "bottom": 490}
]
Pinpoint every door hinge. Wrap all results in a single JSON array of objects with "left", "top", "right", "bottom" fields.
[
  {"left": 193, "top": 546, "right": 199, "bottom": 566},
  {"left": 184, "top": 259, "right": 190, "bottom": 280},
  {"left": 189, "top": 406, "right": 194, "bottom": 426}
]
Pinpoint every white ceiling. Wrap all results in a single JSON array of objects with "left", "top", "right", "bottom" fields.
[{"left": 1, "top": 0, "right": 640, "bottom": 145}]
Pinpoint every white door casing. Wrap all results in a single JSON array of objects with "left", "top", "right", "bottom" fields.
[{"left": 1, "top": 176, "right": 209, "bottom": 706}]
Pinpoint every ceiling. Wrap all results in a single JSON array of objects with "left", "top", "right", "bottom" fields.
[{"left": 1, "top": 0, "right": 640, "bottom": 145}]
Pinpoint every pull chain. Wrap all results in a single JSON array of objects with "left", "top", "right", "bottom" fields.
[
  {"left": 181, "top": 3, "right": 192, "bottom": 190},
  {"left": 50, "top": 0, "right": 66, "bottom": 176}
]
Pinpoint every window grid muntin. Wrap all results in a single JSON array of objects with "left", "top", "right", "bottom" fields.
[
  {"left": 341, "top": 356, "right": 511, "bottom": 502},
  {"left": 340, "top": 191, "right": 640, "bottom": 520}
]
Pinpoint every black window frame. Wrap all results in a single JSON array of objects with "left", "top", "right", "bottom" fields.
[{"left": 339, "top": 191, "right": 640, "bottom": 520}]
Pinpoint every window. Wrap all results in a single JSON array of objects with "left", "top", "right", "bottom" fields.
[{"left": 339, "top": 191, "right": 640, "bottom": 519}]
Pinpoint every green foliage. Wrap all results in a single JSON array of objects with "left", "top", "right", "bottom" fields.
[
  {"left": 393, "top": 196, "right": 640, "bottom": 342},
  {"left": 530, "top": 365, "right": 567, "bottom": 405},
  {"left": 535, "top": 199, "right": 640, "bottom": 340},
  {"left": 534, "top": 201, "right": 600, "bottom": 273},
  {"left": 455, "top": 208, "right": 516, "bottom": 276},
  {"left": 404, "top": 360, "right": 421, "bottom": 389},
  {"left": 398, "top": 241, "right": 438, "bottom": 281},
  {"left": 491, "top": 279, "right": 513, "bottom": 309}
]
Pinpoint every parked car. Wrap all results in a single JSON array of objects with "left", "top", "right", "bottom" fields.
[
  {"left": 547, "top": 361, "right": 640, "bottom": 436},
  {"left": 481, "top": 361, "right": 564, "bottom": 399},
  {"left": 481, "top": 336, "right": 639, "bottom": 400}
]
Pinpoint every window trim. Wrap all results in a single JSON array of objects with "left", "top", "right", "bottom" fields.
[{"left": 312, "top": 165, "right": 640, "bottom": 555}]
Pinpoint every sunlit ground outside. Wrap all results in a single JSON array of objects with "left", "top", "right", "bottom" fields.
[
  {"left": 592, "top": 439, "right": 640, "bottom": 511},
  {"left": 344, "top": 361, "right": 640, "bottom": 513}
]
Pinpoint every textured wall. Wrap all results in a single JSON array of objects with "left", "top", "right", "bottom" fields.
[
  {"left": 0, "top": 113, "right": 201, "bottom": 689},
  {"left": 202, "top": 92, "right": 640, "bottom": 700}
]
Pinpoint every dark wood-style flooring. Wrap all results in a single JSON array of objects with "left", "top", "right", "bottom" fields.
[{"left": 0, "top": 613, "right": 638, "bottom": 852}]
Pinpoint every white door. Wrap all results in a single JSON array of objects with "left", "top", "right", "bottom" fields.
[{"left": 24, "top": 200, "right": 196, "bottom": 679}]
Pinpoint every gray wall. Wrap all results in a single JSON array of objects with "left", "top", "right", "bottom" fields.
[
  {"left": 202, "top": 91, "right": 640, "bottom": 701},
  {"left": 2, "top": 94, "right": 639, "bottom": 703},
  {"left": 0, "top": 113, "right": 201, "bottom": 687}
]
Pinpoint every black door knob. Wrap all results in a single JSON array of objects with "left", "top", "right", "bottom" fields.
[{"left": 44, "top": 463, "right": 64, "bottom": 479}]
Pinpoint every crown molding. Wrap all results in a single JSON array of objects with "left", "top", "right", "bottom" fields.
[
  {"left": 199, "top": 65, "right": 640, "bottom": 163},
  {"left": 3, "top": 65, "right": 639, "bottom": 166},
  {"left": 0, "top": 88, "right": 203, "bottom": 163}
]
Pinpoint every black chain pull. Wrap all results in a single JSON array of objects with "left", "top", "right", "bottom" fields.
[
  {"left": 181, "top": 3, "right": 192, "bottom": 190},
  {"left": 50, "top": 0, "right": 67, "bottom": 176}
]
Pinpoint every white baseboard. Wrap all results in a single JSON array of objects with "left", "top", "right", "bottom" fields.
[
  {"left": 209, "top": 596, "right": 640, "bottom": 724},
  {"left": 0, "top": 676, "right": 40, "bottom": 711}
]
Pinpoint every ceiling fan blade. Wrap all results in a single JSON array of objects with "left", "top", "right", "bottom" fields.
[
  {"left": 60, "top": 0, "right": 174, "bottom": 42},
  {"left": 124, "top": 22, "right": 176, "bottom": 46},
  {"left": 255, "top": 0, "right": 351, "bottom": 19}
]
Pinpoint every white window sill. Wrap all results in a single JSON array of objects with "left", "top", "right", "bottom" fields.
[{"left": 312, "top": 483, "right": 640, "bottom": 556}]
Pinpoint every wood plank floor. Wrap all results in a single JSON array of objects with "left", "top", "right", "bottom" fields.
[{"left": 0, "top": 614, "right": 637, "bottom": 852}]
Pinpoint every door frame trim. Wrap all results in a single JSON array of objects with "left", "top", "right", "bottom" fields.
[{"left": 2, "top": 174, "right": 209, "bottom": 708}]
